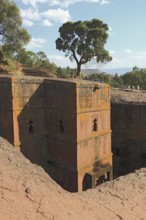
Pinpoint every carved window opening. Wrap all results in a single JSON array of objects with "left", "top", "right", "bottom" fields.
[
  {"left": 29, "top": 121, "right": 34, "bottom": 134},
  {"left": 58, "top": 120, "right": 64, "bottom": 133},
  {"left": 95, "top": 172, "right": 110, "bottom": 186},
  {"left": 93, "top": 119, "right": 97, "bottom": 131}
]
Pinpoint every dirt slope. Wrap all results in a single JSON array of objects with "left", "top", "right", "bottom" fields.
[{"left": 0, "top": 137, "right": 146, "bottom": 220}]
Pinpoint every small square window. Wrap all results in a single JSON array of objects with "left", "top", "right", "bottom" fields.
[
  {"left": 93, "top": 119, "right": 97, "bottom": 131},
  {"left": 29, "top": 121, "right": 34, "bottom": 134},
  {"left": 58, "top": 120, "right": 64, "bottom": 133}
]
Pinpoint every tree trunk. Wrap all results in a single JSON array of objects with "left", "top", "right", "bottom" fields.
[{"left": 76, "top": 63, "right": 81, "bottom": 77}]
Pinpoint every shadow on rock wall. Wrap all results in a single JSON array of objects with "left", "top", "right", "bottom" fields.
[
  {"left": 111, "top": 102, "right": 146, "bottom": 179},
  {"left": 17, "top": 80, "right": 49, "bottom": 168},
  {"left": 0, "top": 78, "right": 14, "bottom": 143},
  {"left": 17, "top": 78, "right": 78, "bottom": 192}
]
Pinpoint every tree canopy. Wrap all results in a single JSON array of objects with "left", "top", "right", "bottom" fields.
[
  {"left": 56, "top": 19, "right": 112, "bottom": 76},
  {"left": 0, "top": 0, "right": 30, "bottom": 62}
]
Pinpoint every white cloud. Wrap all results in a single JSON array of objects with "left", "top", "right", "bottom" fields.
[
  {"left": 26, "top": 37, "right": 47, "bottom": 49},
  {"left": 21, "top": 0, "right": 110, "bottom": 8},
  {"left": 20, "top": 8, "right": 41, "bottom": 21},
  {"left": 107, "top": 25, "right": 115, "bottom": 36},
  {"left": 103, "top": 50, "right": 146, "bottom": 69},
  {"left": 108, "top": 25, "right": 112, "bottom": 31},
  {"left": 125, "top": 49, "right": 132, "bottom": 54},
  {"left": 136, "top": 51, "right": 146, "bottom": 56},
  {"left": 86, "top": 0, "right": 109, "bottom": 4},
  {"left": 109, "top": 50, "right": 117, "bottom": 55},
  {"left": 42, "top": 19, "right": 53, "bottom": 27},
  {"left": 21, "top": 7, "right": 71, "bottom": 26},
  {"left": 49, "top": 0, "right": 109, "bottom": 8},
  {"left": 49, "top": 55, "right": 76, "bottom": 68},
  {"left": 100, "top": 0, "right": 109, "bottom": 4},
  {"left": 20, "top": 0, "right": 108, "bottom": 26},
  {"left": 23, "top": 19, "right": 34, "bottom": 26},
  {"left": 42, "top": 8, "right": 71, "bottom": 23},
  {"left": 22, "top": 0, "right": 47, "bottom": 8}
]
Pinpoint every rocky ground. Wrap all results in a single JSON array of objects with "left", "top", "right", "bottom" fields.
[
  {"left": 0, "top": 137, "right": 146, "bottom": 220},
  {"left": 111, "top": 88, "right": 146, "bottom": 104}
]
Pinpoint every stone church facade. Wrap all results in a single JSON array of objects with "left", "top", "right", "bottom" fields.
[{"left": 0, "top": 75, "right": 112, "bottom": 192}]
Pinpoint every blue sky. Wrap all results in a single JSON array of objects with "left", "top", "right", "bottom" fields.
[{"left": 14, "top": 0, "right": 146, "bottom": 71}]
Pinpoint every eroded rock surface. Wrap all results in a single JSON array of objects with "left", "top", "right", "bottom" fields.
[{"left": 0, "top": 137, "right": 146, "bottom": 220}]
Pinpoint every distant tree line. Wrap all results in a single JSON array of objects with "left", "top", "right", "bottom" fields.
[
  {"left": 56, "top": 67, "right": 76, "bottom": 78},
  {"left": 85, "top": 66, "right": 146, "bottom": 90}
]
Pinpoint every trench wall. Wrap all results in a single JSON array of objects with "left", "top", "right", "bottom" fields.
[{"left": 111, "top": 92, "right": 146, "bottom": 178}]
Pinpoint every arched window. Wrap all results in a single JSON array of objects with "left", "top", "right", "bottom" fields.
[
  {"left": 29, "top": 121, "right": 34, "bottom": 134},
  {"left": 58, "top": 120, "right": 64, "bottom": 133},
  {"left": 93, "top": 119, "right": 97, "bottom": 132}
]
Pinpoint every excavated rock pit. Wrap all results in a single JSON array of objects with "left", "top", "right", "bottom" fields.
[{"left": 0, "top": 137, "right": 146, "bottom": 220}]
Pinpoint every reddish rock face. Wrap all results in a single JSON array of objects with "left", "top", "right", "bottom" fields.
[
  {"left": 0, "top": 76, "right": 112, "bottom": 192},
  {"left": 76, "top": 82, "right": 112, "bottom": 191}
]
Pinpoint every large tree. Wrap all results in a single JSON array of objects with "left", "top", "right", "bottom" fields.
[
  {"left": 0, "top": 0, "right": 30, "bottom": 62},
  {"left": 56, "top": 19, "right": 112, "bottom": 76}
]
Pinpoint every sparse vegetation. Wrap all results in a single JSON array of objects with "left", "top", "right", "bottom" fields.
[
  {"left": 84, "top": 67, "right": 146, "bottom": 90},
  {"left": 15, "top": 49, "right": 58, "bottom": 76},
  {"left": 56, "top": 66, "right": 76, "bottom": 78}
]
